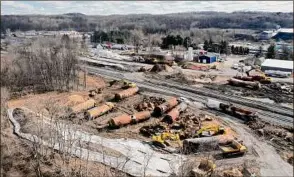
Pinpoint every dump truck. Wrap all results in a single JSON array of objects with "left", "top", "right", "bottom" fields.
[
  {"left": 219, "top": 103, "right": 258, "bottom": 122},
  {"left": 219, "top": 139, "right": 247, "bottom": 157},
  {"left": 195, "top": 125, "right": 225, "bottom": 137}
]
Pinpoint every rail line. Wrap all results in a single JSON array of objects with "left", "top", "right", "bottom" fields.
[{"left": 84, "top": 65, "right": 293, "bottom": 126}]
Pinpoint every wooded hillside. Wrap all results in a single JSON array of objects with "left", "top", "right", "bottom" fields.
[{"left": 1, "top": 11, "right": 293, "bottom": 33}]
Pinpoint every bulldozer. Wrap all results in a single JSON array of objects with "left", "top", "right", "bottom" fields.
[{"left": 195, "top": 125, "right": 225, "bottom": 137}]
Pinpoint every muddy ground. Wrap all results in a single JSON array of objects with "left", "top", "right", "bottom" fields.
[
  {"left": 3, "top": 73, "right": 293, "bottom": 176},
  {"left": 204, "top": 83, "right": 293, "bottom": 104},
  {"left": 247, "top": 119, "right": 294, "bottom": 166}
]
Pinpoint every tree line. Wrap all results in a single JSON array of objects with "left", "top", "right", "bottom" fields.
[
  {"left": 1, "top": 12, "right": 293, "bottom": 33},
  {"left": 160, "top": 35, "right": 198, "bottom": 49},
  {"left": 230, "top": 45, "right": 250, "bottom": 55},
  {"left": 91, "top": 30, "right": 131, "bottom": 44},
  {"left": 266, "top": 43, "right": 293, "bottom": 60}
]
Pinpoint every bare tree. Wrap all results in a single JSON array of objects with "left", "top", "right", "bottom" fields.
[{"left": 5, "top": 36, "right": 80, "bottom": 93}]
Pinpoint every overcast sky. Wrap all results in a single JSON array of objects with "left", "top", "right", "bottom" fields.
[{"left": 1, "top": 1, "right": 293, "bottom": 15}]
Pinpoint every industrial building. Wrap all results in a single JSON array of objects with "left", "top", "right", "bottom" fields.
[
  {"left": 261, "top": 59, "right": 293, "bottom": 73},
  {"left": 259, "top": 30, "right": 277, "bottom": 40},
  {"left": 198, "top": 54, "right": 217, "bottom": 64},
  {"left": 272, "top": 28, "right": 293, "bottom": 41}
]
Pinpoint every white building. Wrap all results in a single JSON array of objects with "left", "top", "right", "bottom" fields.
[
  {"left": 259, "top": 30, "right": 277, "bottom": 40},
  {"left": 261, "top": 59, "right": 293, "bottom": 74}
]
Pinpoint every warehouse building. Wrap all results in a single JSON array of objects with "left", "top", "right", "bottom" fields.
[
  {"left": 261, "top": 59, "right": 293, "bottom": 73},
  {"left": 198, "top": 54, "right": 217, "bottom": 64},
  {"left": 272, "top": 28, "right": 293, "bottom": 41}
]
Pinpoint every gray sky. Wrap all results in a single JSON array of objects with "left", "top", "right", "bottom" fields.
[{"left": 1, "top": 1, "right": 293, "bottom": 15}]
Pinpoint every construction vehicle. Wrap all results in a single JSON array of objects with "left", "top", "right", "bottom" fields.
[
  {"left": 241, "top": 57, "right": 271, "bottom": 83},
  {"left": 152, "top": 132, "right": 180, "bottom": 148},
  {"left": 195, "top": 125, "right": 225, "bottom": 137},
  {"left": 122, "top": 80, "right": 136, "bottom": 89},
  {"left": 245, "top": 67, "right": 272, "bottom": 84},
  {"left": 219, "top": 103, "right": 258, "bottom": 122},
  {"left": 192, "top": 159, "right": 216, "bottom": 177},
  {"left": 219, "top": 139, "right": 247, "bottom": 157}
]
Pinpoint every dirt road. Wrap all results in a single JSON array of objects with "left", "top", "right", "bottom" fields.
[{"left": 220, "top": 115, "right": 293, "bottom": 177}]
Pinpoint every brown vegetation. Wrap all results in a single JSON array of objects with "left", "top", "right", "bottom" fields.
[{"left": 1, "top": 36, "right": 80, "bottom": 93}]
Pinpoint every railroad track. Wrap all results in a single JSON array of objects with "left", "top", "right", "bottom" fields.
[
  {"left": 81, "top": 57, "right": 293, "bottom": 117},
  {"left": 145, "top": 78, "right": 293, "bottom": 118},
  {"left": 83, "top": 65, "right": 293, "bottom": 126}
]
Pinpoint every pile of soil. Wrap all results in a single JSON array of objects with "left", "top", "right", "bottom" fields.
[
  {"left": 66, "top": 94, "right": 85, "bottom": 106},
  {"left": 165, "top": 72, "right": 192, "bottom": 84},
  {"left": 150, "top": 64, "right": 173, "bottom": 73}
]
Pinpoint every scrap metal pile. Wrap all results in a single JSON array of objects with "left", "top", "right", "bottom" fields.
[
  {"left": 65, "top": 80, "right": 247, "bottom": 158},
  {"left": 134, "top": 96, "right": 165, "bottom": 112}
]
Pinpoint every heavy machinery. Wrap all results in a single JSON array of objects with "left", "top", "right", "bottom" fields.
[
  {"left": 219, "top": 139, "right": 247, "bottom": 157},
  {"left": 195, "top": 125, "right": 225, "bottom": 137},
  {"left": 152, "top": 132, "right": 180, "bottom": 148},
  {"left": 241, "top": 57, "right": 272, "bottom": 83},
  {"left": 245, "top": 67, "right": 272, "bottom": 84},
  {"left": 122, "top": 80, "right": 136, "bottom": 89}
]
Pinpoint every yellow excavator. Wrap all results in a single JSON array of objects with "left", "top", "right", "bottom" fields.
[
  {"left": 245, "top": 67, "right": 272, "bottom": 83},
  {"left": 122, "top": 80, "right": 136, "bottom": 89},
  {"left": 243, "top": 58, "right": 272, "bottom": 83},
  {"left": 196, "top": 125, "right": 225, "bottom": 137},
  {"left": 152, "top": 132, "right": 181, "bottom": 148}
]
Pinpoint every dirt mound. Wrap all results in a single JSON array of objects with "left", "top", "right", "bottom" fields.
[
  {"left": 150, "top": 64, "right": 173, "bottom": 72},
  {"left": 223, "top": 168, "right": 243, "bottom": 177},
  {"left": 79, "top": 72, "right": 106, "bottom": 89},
  {"left": 66, "top": 95, "right": 85, "bottom": 106}
]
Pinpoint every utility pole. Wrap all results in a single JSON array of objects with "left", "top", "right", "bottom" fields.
[{"left": 84, "top": 65, "right": 87, "bottom": 89}]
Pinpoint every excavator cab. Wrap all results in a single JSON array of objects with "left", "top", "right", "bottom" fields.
[{"left": 122, "top": 80, "right": 136, "bottom": 89}]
